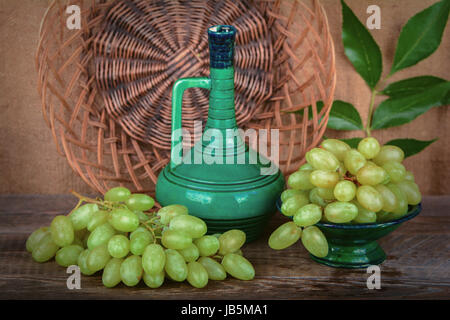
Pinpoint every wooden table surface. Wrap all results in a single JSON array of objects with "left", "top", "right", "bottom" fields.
[{"left": 0, "top": 195, "right": 448, "bottom": 300}]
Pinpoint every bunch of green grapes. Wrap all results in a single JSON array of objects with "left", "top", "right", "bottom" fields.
[
  {"left": 269, "top": 137, "right": 421, "bottom": 257},
  {"left": 26, "top": 187, "right": 255, "bottom": 289}
]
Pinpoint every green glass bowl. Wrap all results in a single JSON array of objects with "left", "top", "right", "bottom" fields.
[{"left": 276, "top": 198, "right": 421, "bottom": 268}]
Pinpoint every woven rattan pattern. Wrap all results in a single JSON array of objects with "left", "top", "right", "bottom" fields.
[{"left": 94, "top": 0, "right": 273, "bottom": 149}]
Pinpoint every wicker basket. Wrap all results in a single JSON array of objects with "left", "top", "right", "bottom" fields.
[{"left": 36, "top": 0, "right": 336, "bottom": 194}]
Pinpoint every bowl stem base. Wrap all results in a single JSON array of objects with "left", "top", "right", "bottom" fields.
[{"left": 310, "top": 241, "right": 386, "bottom": 269}]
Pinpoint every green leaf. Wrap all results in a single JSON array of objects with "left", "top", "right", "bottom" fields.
[
  {"left": 339, "top": 137, "right": 363, "bottom": 149},
  {"left": 385, "top": 138, "right": 438, "bottom": 158},
  {"left": 371, "top": 81, "right": 450, "bottom": 129},
  {"left": 390, "top": 0, "right": 450, "bottom": 75},
  {"left": 341, "top": 0, "right": 382, "bottom": 89},
  {"left": 291, "top": 100, "right": 363, "bottom": 131},
  {"left": 327, "top": 100, "right": 363, "bottom": 130},
  {"left": 381, "top": 76, "right": 448, "bottom": 98}
]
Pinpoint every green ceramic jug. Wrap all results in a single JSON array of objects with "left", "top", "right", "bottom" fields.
[{"left": 156, "top": 25, "right": 285, "bottom": 242}]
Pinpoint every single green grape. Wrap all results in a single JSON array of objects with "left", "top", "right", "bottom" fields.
[
  {"left": 161, "top": 229, "right": 192, "bottom": 250},
  {"left": 104, "top": 187, "right": 131, "bottom": 202},
  {"left": 356, "top": 185, "right": 384, "bottom": 212},
  {"left": 164, "top": 249, "right": 188, "bottom": 282},
  {"left": 198, "top": 257, "right": 227, "bottom": 281},
  {"left": 333, "top": 180, "right": 356, "bottom": 202},
  {"left": 130, "top": 229, "right": 153, "bottom": 255},
  {"left": 351, "top": 201, "right": 376, "bottom": 224},
  {"left": 316, "top": 187, "right": 335, "bottom": 200},
  {"left": 50, "top": 215, "right": 74, "bottom": 247},
  {"left": 87, "top": 210, "right": 110, "bottom": 232},
  {"left": 177, "top": 243, "right": 200, "bottom": 263},
  {"left": 287, "top": 170, "right": 315, "bottom": 190},
  {"left": 373, "top": 145, "right": 404, "bottom": 165},
  {"left": 396, "top": 180, "right": 421, "bottom": 205},
  {"left": 169, "top": 215, "right": 207, "bottom": 239},
  {"left": 32, "top": 233, "right": 59, "bottom": 263},
  {"left": 268, "top": 222, "right": 302, "bottom": 250},
  {"left": 87, "top": 222, "right": 116, "bottom": 249},
  {"left": 309, "top": 188, "right": 328, "bottom": 207},
  {"left": 222, "top": 254, "right": 255, "bottom": 281},
  {"left": 374, "top": 184, "right": 398, "bottom": 212},
  {"left": 194, "top": 235, "right": 220, "bottom": 257},
  {"left": 281, "top": 189, "right": 308, "bottom": 203},
  {"left": 320, "top": 139, "right": 351, "bottom": 161},
  {"left": 55, "top": 245, "right": 83, "bottom": 267},
  {"left": 187, "top": 262, "right": 209, "bottom": 288},
  {"left": 107, "top": 234, "right": 130, "bottom": 258},
  {"left": 142, "top": 243, "right": 166, "bottom": 275},
  {"left": 125, "top": 194, "right": 155, "bottom": 211},
  {"left": 157, "top": 205, "right": 188, "bottom": 225},
  {"left": 281, "top": 194, "right": 310, "bottom": 216},
  {"left": 77, "top": 249, "right": 96, "bottom": 275},
  {"left": 301, "top": 226, "right": 328, "bottom": 258},
  {"left": 344, "top": 149, "right": 367, "bottom": 175},
  {"left": 69, "top": 204, "right": 98, "bottom": 231},
  {"left": 382, "top": 161, "right": 406, "bottom": 183},
  {"left": 26, "top": 227, "right": 49, "bottom": 253},
  {"left": 87, "top": 244, "right": 111, "bottom": 272},
  {"left": 109, "top": 208, "right": 139, "bottom": 232},
  {"left": 218, "top": 230, "right": 246, "bottom": 255},
  {"left": 120, "top": 255, "right": 143, "bottom": 287},
  {"left": 386, "top": 183, "right": 409, "bottom": 219},
  {"left": 356, "top": 164, "right": 387, "bottom": 186},
  {"left": 102, "top": 258, "right": 123, "bottom": 288},
  {"left": 309, "top": 170, "right": 339, "bottom": 189},
  {"left": 324, "top": 201, "right": 358, "bottom": 223},
  {"left": 305, "top": 148, "right": 340, "bottom": 171},
  {"left": 357, "top": 137, "right": 381, "bottom": 159},
  {"left": 143, "top": 271, "right": 165, "bottom": 288},
  {"left": 293, "top": 204, "right": 322, "bottom": 227},
  {"left": 298, "top": 163, "right": 314, "bottom": 171}
]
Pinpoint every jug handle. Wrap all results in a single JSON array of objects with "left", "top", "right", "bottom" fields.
[{"left": 170, "top": 77, "right": 211, "bottom": 170}]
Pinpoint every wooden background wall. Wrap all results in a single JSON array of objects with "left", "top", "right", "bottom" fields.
[{"left": 0, "top": 0, "right": 449, "bottom": 195}]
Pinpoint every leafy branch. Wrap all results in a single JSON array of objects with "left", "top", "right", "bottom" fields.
[{"left": 323, "top": 0, "right": 450, "bottom": 157}]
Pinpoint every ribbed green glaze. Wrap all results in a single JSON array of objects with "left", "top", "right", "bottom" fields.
[{"left": 156, "top": 25, "right": 285, "bottom": 242}]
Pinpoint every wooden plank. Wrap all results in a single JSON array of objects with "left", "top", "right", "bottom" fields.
[{"left": 0, "top": 195, "right": 448, "bottom": 299}]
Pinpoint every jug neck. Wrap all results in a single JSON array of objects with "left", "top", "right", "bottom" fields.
[
  {"left": 205, "top": 67, "right": 237, "bottom": 131},
  {"left": 205, "top": 25, "right": 238, "bottom": 132}
]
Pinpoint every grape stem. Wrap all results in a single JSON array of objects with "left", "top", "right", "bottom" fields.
[
  {"left": 68, "top": 199, "right": 83, "bottom": 216},
  {"left": 148, "top": 216, "right": 160, "bottom": 223},
  {"left": 141, "top": 221, "right": 159, "bottom": 244},
  {"left": 70, "top": 190, "right": 116, "bottom": 210}
]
